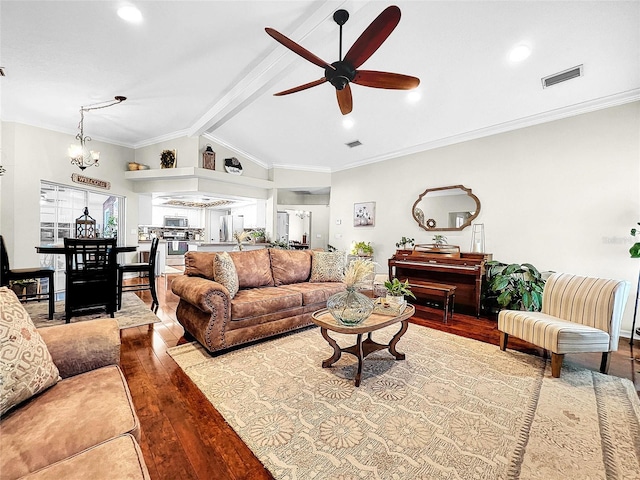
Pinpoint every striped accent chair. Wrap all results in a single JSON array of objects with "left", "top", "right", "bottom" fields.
[{"left": 498, "top": 272, "right": 630, "bottom": 378}]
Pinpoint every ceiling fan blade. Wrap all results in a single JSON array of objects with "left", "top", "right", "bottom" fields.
[
  {"left": 344, "top": 6, "right": 401, "bottom": 69},
  {"left": 336, "top": 84, "right": 353, "bottom": 115},
  {"left": 273, "top": 78, "right": 327, "bottom": 96},
  {"left": 265, "top": 27, "right": 334, "bottom": 70},
  {"left": 353, "top": 70, "right": 420, "bottom": 90}
]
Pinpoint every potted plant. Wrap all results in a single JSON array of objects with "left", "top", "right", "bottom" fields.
[
  {"left": 383, "top": 278, "right": 416, "bottom": 311},
  {"left": 249, "top": 228, "right": 266, "bottom": 243},
  {"left": 10, "top": 279, "right": 38, "bottom": 298},
  {"left": 351, "top": 241, "right": 373, "bottom": 257},
  {"left": 631, "top": 222, "right": 640, "bottom": 258},
  {"left": 395, "top": 236, "right": 415, "bottom": 250},
  {"left": 432, "top": 235, "right": 447, "bottom": 247},
  {"left": 482, "top": 261, "right": 546, "bottom": 314}
]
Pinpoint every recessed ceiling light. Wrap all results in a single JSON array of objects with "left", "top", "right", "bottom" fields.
[
  {"left": 407, "top": 90, "right": 421, "bottom": 103},
  {"left": 509, "top": 44, "right": 531, "bottom": 62},
  {"left": 342, "top": 116, "right": 354, "bottom": 129},
  {"left": 118, "top": 5, "right": 143, "bottom": 23}
]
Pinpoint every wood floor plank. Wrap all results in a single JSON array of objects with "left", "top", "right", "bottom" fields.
[{"left": 121, "top": 278, "right": 640, "bottom": 479}]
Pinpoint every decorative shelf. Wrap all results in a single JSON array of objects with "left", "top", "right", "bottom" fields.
[{"left": 124, "top": 166, "right": 274, "bottom": 189}]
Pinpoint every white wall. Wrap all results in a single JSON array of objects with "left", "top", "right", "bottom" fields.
[
  {"left": 1, "top": 122, "right": 138, "bottom": 267},
  {"left": 330, "top": 102, "right": 640, "bottom": 336}
]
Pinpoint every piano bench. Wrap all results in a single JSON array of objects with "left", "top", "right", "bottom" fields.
[{"left": 409, "top": 282, "right": 456, "bottom": 323}]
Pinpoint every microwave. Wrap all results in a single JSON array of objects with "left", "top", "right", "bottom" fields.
[{"left": 163, "top": 216, "right": 188, "bottom": 228}]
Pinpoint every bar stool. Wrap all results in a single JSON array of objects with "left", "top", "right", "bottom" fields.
[
  {"left": 118, "top": 238, "right": 159, "bottom": 313},
  {"left": 0, "top": 235, "right": 55, "bottom": 319}
]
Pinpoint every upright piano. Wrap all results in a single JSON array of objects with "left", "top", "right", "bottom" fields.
[{"left": 388, "top": 245, "right": 492, "bottom": 317}]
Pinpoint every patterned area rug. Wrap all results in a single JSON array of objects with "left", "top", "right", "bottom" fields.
[
  {"left": 168, "top": 325, "right": 640, "bottom": 480},
  {"left": 24, "top": 293, "right": 160, "bottom": 330}
]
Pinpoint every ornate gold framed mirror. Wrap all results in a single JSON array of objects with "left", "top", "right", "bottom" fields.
[{"left": 412, "top": 185, "right": 480, "bottom": 232}]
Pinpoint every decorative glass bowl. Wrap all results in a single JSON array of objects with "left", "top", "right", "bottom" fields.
[{"left": 327, "top": 287, "right": 374, "bottom": 326}]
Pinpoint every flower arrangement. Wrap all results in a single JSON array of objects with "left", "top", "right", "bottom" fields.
[
  {"left": 233, "top": 230, "right": 251, "bottom": 251},
  {"left": 344, "top": 258, "right": 375, "bottom": 289}
]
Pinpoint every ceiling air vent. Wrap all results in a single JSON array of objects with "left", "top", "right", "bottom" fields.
[
  {"left": 345, "top": 140, "right": 362, "bottom": 148},
  {"left": 542, "top": 65, "right": 583, "bottom": 88}
]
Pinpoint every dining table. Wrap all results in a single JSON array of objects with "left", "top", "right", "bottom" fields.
[{"left": 36, "top": 244, "right": 138, "bottom": 255}]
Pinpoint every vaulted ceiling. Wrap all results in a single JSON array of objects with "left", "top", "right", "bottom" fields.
[{"left": 2, "top": 1, "right": 639, "bottom": 173}]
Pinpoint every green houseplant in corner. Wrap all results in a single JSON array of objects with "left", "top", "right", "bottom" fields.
[{"left": 482, "top": 261, "right": 546, "bottom": 313}]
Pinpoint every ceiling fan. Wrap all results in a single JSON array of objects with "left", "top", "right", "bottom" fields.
[{"left": 265, "top": 5, "right": 420, "bottom": 115}]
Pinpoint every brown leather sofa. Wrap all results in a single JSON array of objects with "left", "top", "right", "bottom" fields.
[
  {"left": 0, "top": 288, "right": 150, "bottom": 480},
  {"left": 171, "top": 248, "right": 345, "bottom": 353}
]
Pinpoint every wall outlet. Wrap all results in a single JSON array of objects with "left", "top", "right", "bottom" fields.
[
  {"left": 316, "top": 234, "right": 321, "bottom": 238},
  {"left": 336, "top": 219, "right": 341, "bottom": 225}
]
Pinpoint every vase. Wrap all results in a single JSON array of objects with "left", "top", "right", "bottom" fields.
[{"left": 327, "top": 287, "right": 374, "bottom": 326}]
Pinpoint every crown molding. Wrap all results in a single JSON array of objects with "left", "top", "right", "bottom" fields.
[{"left": 332, "top": 89, "right": 640, "bottom": 172}]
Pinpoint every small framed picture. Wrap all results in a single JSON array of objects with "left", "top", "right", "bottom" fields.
[
  {"left": 354, "top": 202, "right": 375, "bottom": 227},
  {"left": 202, "top": 145, "right": 216, "bottom": 170}
]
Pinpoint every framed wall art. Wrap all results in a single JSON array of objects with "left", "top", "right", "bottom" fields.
[{"left": 354, "top": 202, "right": 375, "bottom": 227}]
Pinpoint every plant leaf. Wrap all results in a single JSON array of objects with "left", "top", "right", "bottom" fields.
[{"left": 497, "top": 291, "right": 512, "bottom": 307}]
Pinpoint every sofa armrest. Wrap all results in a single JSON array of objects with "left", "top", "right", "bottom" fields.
[
  {"left": 171, "top": 275, "right": 230, "bottom": 311},
  {"left": 38, "top": 319, "right": 120, "bottom": 378}
]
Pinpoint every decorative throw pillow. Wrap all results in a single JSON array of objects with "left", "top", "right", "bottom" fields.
[
  {"left": 213, "top": 252, "right": 239, "bottom": 298},
  {"left": 0, "top": 287, "right": 60, "bottom": 416},
  {"left": 309, "top": 251, "right": 346, "bottom": 283},
  {"left": 269, "top": 248, "right": 312, "bottom": 286}
]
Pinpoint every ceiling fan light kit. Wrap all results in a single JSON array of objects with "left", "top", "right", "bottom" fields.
[{"left": 265, "top": 5, "right": 420, "bottom": 115}]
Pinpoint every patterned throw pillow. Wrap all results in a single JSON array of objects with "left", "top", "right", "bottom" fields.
[
  {"left": 213, "top": 252, "right": 240, "bottom": 298},
  {"left": 0, "top": 287, "right": 60, "bottom": 416},
  {"left": 309, "top": 251, "right": 346, "bottom": 283}
]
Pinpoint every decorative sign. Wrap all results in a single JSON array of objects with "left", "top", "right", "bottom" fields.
[{"left": 71, "top": 173, "right": 111, "bottom": 190}]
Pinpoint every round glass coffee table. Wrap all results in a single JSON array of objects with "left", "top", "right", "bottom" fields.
[{"left": 311, "top": 304, "right": 415, "bottom": 387}]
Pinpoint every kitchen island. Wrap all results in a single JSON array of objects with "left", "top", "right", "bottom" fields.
[{"left": 187, "top": 242, "right": 269, "bottom": 252}]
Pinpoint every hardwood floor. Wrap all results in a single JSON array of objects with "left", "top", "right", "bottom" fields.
[{"left": 121, "top": 277, "right": 640, "bottom": 480}]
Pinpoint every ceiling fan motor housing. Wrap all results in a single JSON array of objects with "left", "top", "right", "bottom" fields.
[{"left": 326, "top": 61, "right": 355, "bottom": 90}]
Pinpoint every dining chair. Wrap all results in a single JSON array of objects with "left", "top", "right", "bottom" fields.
[
  {"left": 0, "top": 235, "right": 55, "bottom": 319},
  {"left": 118, "top": 237, "right": 159, "bottom": 313},
  {"left": 64, "top": 237, "right": 118, "bottom": 322}
]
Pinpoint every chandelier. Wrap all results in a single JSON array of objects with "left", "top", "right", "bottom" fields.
[{"left": 68, "top": 96, "right": 127, "bottom": 170}]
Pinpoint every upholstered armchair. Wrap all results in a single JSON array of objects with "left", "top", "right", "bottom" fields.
[{"left": 498, "top": 272, "right": 630, "bottom": 378}]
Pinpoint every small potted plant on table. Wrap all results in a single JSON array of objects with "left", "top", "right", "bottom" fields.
[{"left": 383, "top": 278, "right": 416, "bottom": 312}]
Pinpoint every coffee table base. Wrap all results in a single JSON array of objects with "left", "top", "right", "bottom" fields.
[{"left": 320, "top": 320, "right": 409, "bottom": 387}]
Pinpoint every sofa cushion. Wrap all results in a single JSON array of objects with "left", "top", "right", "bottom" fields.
[
  {"left": 269, "top": 248, "right": 312, "bottom": 286},
  {"left": 0, "top": 287, "right": 60, "bottom": 416},
  {"left": 229, "top": 249, "right": 274, "bottom": 288},
  {"left": 184, "top": 251, "right": 217, "bottom": 280},
  {"left": 231, "top": 287, "right": 302, "bottom": 320},
  {"left": 279, "top": 282, "right": 346, "bottom": 305},
  {"left": 0, "top": 364, "right": 140, "bottom": 479},
  {"left": 309, "top": 251, "right": 345, "bottom": 283},
  {"left": 213, "top": 252, "right": 240, "bottom": 298},
  {"left": 20, "top": 434, "right": 150, "bottom": 480}
]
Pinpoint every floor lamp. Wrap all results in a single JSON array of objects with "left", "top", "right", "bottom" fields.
[{"left": 630, "top": 268, "right": 639, "bottom": 345}]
